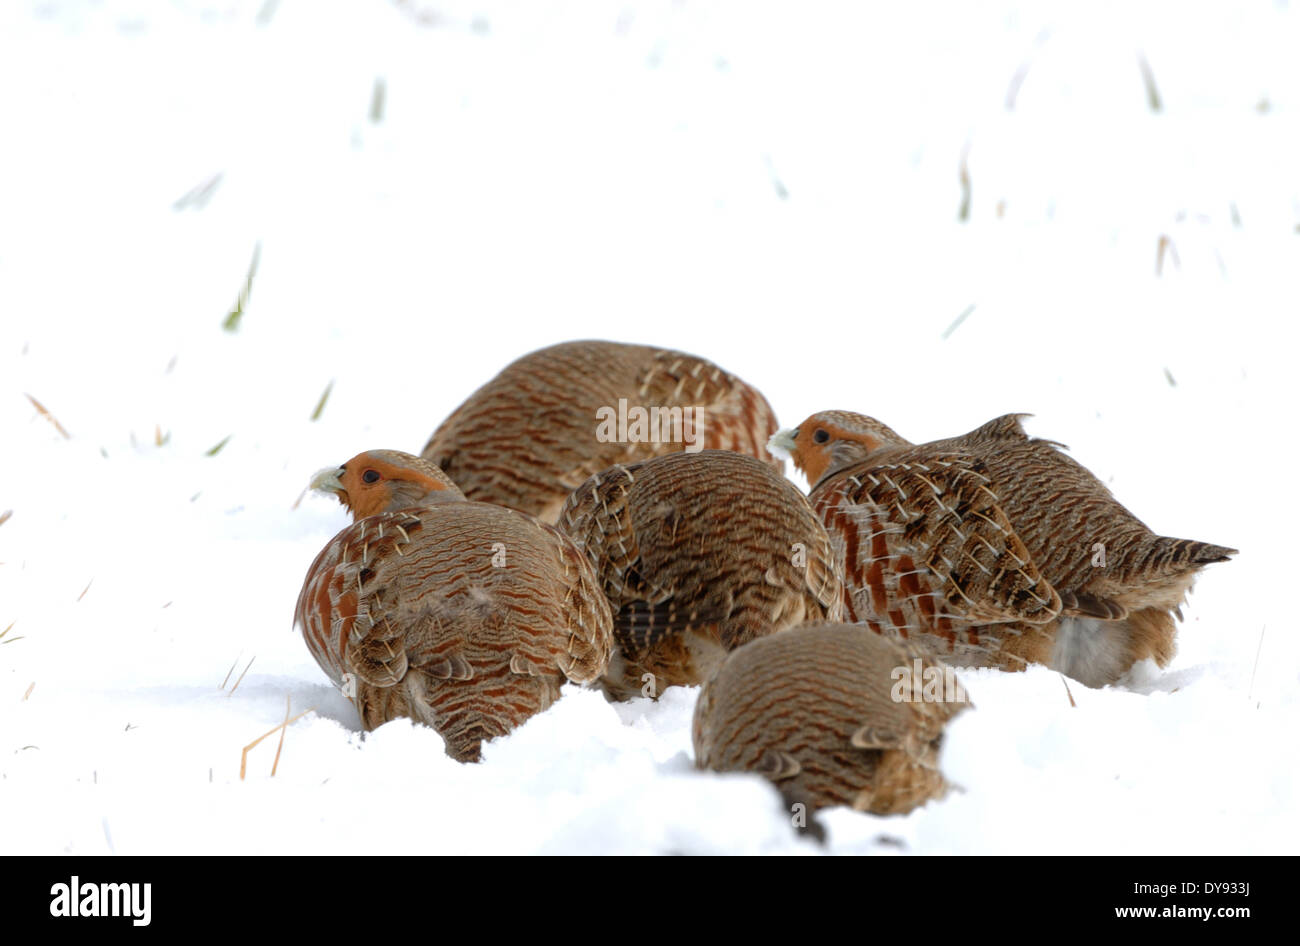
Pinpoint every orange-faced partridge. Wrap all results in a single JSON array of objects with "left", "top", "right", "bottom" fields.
[
  {"left": 693, "top": 622, "right": 969, "bottom": 815},
  {"left": 422, "top": 340, "right": 783, "bottom": 522},
  {"left": 295, "top": 450, "right": 614, "bottom": 762},
  {"left": 769, "top": 413, "right": 1236, "bottom": 687},
  {"left": 556, "top": 450, "right": 844, "bottom": 699}
]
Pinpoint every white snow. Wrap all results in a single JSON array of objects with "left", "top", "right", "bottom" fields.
[{"left": 0, "top": 0, "right": 1295, "bottom": 854}]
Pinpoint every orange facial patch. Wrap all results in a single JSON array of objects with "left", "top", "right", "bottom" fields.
[
  {"left": 787, "top": 415, "right": 884, "bottom": 484},
  {"left": 337, "top": 451, "right": 453, "bottom": 518}
]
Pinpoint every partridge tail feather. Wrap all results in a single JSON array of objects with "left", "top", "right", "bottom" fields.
[
  {"left": 1099, "top": 535, "right": 1236, "bottom": 615},
  {"left": 352, "top": 671, "right": 493, "bottom": 762},
  {"left": 1144, "top": 536, "right": 1237, "bottom": 572},
  {"left": 615, "top": 600, "right": 725, "bottom": 653},
  {"left": 386, "top": 667, "right": 560, "bottom": 763}
]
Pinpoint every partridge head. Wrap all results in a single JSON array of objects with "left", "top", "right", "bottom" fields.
[
  {"left": 309, "top": 449, "right": 465, "bottom": 518},
  {"left": 768, "top": 410, "right": 909, "bottom": 487}
]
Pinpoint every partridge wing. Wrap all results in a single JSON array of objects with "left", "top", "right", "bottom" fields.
[{"left": 815, "top": 454, "right": 1061, "bottom": 648}]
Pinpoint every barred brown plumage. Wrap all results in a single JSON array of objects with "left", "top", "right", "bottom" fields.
[
  {"left": 693, "top": 622, "right": 969, "bottom": 815},
  {"left": 770, "top": 412, "right": 1236, "bottom": 686},
  {"left": 557, "top": 450, "right": 844, "bottom": 699},
  {"left": 295, "top": 450, "right": 613, "bottom": 762},
  {"left": 422, "top": 339, "right": 782, "bottom": 522}
]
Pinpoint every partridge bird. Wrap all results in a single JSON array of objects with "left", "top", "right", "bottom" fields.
[
  {"left": 693, "top": 622, "right": 968, "bottom": 816},
  {"left": 295, "top": 450, "right": 613, "bottom": 762},
  {"left": 770, "top": 413, "right": 1235, "bottom": 687},
  {"left": 422, "top": 340, "right": 782, "bottom": 522},
  {"left": 557, "top": 450, "right": 844, "bottom": 699}
]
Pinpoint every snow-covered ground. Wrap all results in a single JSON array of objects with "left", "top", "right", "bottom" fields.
[{"left": 1, "top": 0, "right": 1296, "bottom": 854}]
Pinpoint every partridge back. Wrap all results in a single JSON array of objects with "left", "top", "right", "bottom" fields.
[
  {"left": 693, "top": 622, "right": 969, "bottom": 815},
  {"left": 558, "top": 450, "right": 843, "bottom": 699},
  {"left": 296, "top": 501, "right": 613, "bottom": 761},
  {"left": 422, "top": 339, "right": 782, "bottom": 521}
]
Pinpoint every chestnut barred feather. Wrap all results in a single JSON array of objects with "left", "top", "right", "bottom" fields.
[{"left": 778, "top": 412, "right": 1235, "bottom": 686}]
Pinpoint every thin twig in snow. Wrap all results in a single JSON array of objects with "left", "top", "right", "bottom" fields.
[
  {"left": 223, "top": 243, "right": 261, "bottom": 332},
  {"left": 1137, "top": 52, "right": 1162, "bottom": 112},
  {"left": 1061, "top": 674, "right": 1077, "bottom": 708},
  {"left": 219, "top": 655, "right": 240, "bottom": 690},
  {"left": 957, "top": 142, "right": 972, "bottom": 222},
  {"left": 240, "top": 704, "right": 316, "bottom": 780},
  {"left": 1156, "top": 234, "right": 1179, "bottom": 275},
  {"left": 311, "top": 380, "right": 334, "bottom": 421},
  {"left": 25, "top": 394, "right": 70, "bottom": 439},
  {"left": 227, "top": 656, "right": 256, "bottom": 697}
]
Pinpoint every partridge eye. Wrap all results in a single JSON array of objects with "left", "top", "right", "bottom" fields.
[
  {"left": 362, "top": 470, "right": 381, "bottom": 484},
  {"left": 813, "top": 429, "right": 830, "bottom": 444}
]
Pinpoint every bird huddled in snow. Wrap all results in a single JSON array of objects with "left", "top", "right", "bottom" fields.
[
  {"left": 294, "top": 340, "right": 1235, "bottom": 796},
  {"left": 557, "top": 450, "right": 844, "bottom": 699},
  {"left": 769, "top": 412, "right": 1236, "bottom": 687},
  {"left": 693, "top": 621, "right": 968, "bottom": 816},
  {"left": 421, "top": 340, "right": 781, "bottom": 522},
  {"left": 295, "top": 450, "right": 613, "bottom": 762}
]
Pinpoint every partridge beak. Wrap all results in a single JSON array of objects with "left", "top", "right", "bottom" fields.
[
  {"left": 309, "top": 466, "right": 346, "bottom": 495},
  {"left": 767, "top": 428, "right": 798, "bottom": 461}
]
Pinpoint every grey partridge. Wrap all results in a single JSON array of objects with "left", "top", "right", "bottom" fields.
[
  {"left": 770, "top": 412, "right": 1236, "bottom": 686},
  {"left": 693, "top": 622, "right": 969, "bottom": 815},
  {"left": 556, "top": 449, "right": 844, "bottom": 699},
  {"left": 295, "top": 450, "right": 613, "bottom": 761},
  {"left": 422, "top": 340, "right": 782, "bottom": 522}
]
